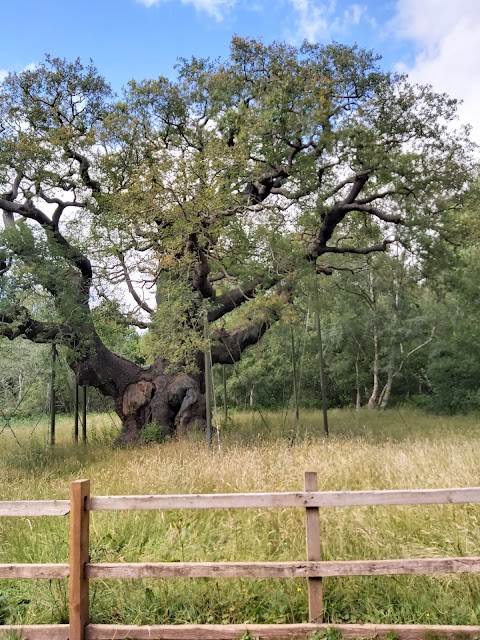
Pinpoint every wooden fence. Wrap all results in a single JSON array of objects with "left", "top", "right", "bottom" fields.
[{"left": 1, "top": 473, "right": 480, "bottom": 639}]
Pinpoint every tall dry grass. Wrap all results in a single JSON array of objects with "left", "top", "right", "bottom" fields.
[{"left": 0, "top": 408, "right": 479, "bottom": 626}]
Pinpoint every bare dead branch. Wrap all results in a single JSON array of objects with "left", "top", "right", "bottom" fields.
[
  {"left": 392, "top": 327, "right": 436, "bottom": 380},
  {"left": 0, "top": 198, "right": 93, "bottom": 282},
  {"left": 118, "top": 252, "right": 155, "bottom": 315}
]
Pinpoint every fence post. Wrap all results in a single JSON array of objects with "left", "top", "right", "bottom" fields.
[
  {"left": 69, "top": 479, "right": 90, "bottom": 640},
  {"left": 304, "top": 471, "right": 323, "bottom": 622}
]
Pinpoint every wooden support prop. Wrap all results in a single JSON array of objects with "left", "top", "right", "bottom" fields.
[
  {"left": 305, "top": 471, "right": 322, "bottom": 623},
  {"left": 70, "top": 480, "right": 90, "bottom": 640}
]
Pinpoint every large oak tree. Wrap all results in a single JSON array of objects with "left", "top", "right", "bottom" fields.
[{"left": 0, "top": 38, "right": 474, "bottom": 442}]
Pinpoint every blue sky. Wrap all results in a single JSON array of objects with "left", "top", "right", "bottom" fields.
[{"left": 1, "top": 0, "right": 479, "bottom": 138}]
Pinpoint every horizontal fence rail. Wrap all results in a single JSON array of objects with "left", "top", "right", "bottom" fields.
[
  {"left": 86, "top": 557, "right": 480, "bottom": 579},
  {"left": 2, "top": 623, "right": 480, "bottom": 640},
  {"left": 88, "top": 486, "right": 480, "bottom": 511},
  {"left": 1, "top": 475, "right": 480, "bottom": 640},
  {"left": 0, "top": 499, "right": 70, "bottom": 517},
  {"left": 0, "top": 563, "right": 69, "bottom": 579},
  {"left": 84, "top": 623, "right": 480, "bottom": 639}
]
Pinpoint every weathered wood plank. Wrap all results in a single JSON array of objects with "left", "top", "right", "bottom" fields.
[
  {"left": 70, "top": 479, "right": 90, "bottom": 640},
  {"left": 305, "top": 471, "right": 323, "bottom": 623},
  {"left": 0, "top": 625, "right": 69, "bottom": 639},
  {"left": 88, "top": 486, "right": 480, "bottom": 511},
  {"left": 0, "top": 500, "right": 70, "bottom": 517},
  {"left": 0, "top": 563, "right": 69, "bottom": 579},
  {"left": 3, "top": 487, "right": 479, "bottom": 517},
  {"left": 85, "top": 623, "right": 480, "bottom": 639},
  {"left": 86, "top": 556, "right": 480, "bottom": 579}
]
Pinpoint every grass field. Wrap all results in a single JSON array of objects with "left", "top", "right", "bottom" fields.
[{"left": 0, "top": 408, "right": 479, "bottom": 627}]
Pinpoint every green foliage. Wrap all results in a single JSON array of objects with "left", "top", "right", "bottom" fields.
[
  {"left": 219, "top": 251, "right": 436, "bottom": 412},
  {"left": 422, "top": 240, "right": 480, "bottom": 413},
  {"left": 0, "top": 37, "right": 475, "bottom": 386},
  {"left": 141, "top": 420, "right": 168, "bottom": 444},
  {"left": 93, "top": 300, "right": 143, "bottom": 364},
  {"left": 141, "top": 279, "right": 205, "bottom": 372}
]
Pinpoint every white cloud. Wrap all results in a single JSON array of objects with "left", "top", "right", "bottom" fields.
[
  {"left": 22, "top": 62, "right": 37, "bottom": 73},
  {"left": 0, "top": 70, "right": 8, "bottom": 82},
  {"left": 136, "top": 0, "right": 235, "bottom": 21},
  {"left": 289, "top": 0, "right": 330, "bottom": 42},
  {"left": 393, "top": 0, "right": 480, "bottom": 141},
  {"left": 288, "top": 1, "right": 369, "bottom": 43}
]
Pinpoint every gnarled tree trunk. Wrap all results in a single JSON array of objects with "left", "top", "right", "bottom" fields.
[
  {"left": 70, "top": 315, "right": 275, "bottom": 444},
  {"left": 72, "top": 334, "right": 206, "bottom": 444}
]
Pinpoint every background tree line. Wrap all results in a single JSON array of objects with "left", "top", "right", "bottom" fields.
[{"left": 2, "top": 207, "right": 480, "bottom": 419}]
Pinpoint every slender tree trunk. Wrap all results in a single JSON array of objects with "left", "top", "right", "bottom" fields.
[
  {"left": 378, "top": 368, "right": 394, "bottom": 410},
  {"left": 291, "top": 326, "right": 300, "bottom": 421},
  {"left": 355, "top": 353, "right": 361, "bottom": 411},
  {"left": 367, "top": 321, "right": 380, "bottom": 408},
  {"left": 50, "top": 345, "right": 56, "bottom": 446},
  {"left": 74, "top": 384, "right": 79, "bottom": 443},
  {"left": 367, "top": 268, "right": 380, "bottom": 409},
  {"left": 82, "top": 385, "right": 87, "bottom": 443},
  {"left": 204, "top": 311, "right": 212, "bottom": 447},
  {"left": 18, "top": 372, "right": 23, "bottom": 403},
  {"left": 222, "top": 365, "right": 228, "bottom": 424},
  {"left": 315, "top": 292, "right": 329, "bottom": 436}
]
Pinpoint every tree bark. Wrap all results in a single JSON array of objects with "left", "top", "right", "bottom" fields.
[
  {"left": 68, "top": 331, "right": 206, "bottom": 444},
  {"left": 378, "top": 369, "right": 394, "bottom": 410},
  {"left": 355, "top": 353, "right": 361, "bottom": 411}
]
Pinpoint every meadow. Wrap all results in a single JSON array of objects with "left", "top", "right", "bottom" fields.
[{"left": 0, "top": 408, "right": 479, "bottom": 627}]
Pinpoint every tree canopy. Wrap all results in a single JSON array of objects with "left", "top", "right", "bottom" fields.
[{"left": 0, "top": 37, "right": 476, "bottom": 441}]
